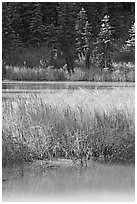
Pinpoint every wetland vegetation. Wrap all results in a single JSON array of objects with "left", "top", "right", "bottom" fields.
[{"left": 2, "top": 88, "right": 135, "bottom": 166}]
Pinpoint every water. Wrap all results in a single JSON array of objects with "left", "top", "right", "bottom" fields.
[
  {"left": 2, "top": 82, "right": 104, "bottom": 90},
  {"left": 2, "top": 81, "right": 134, "bottom": 90},
  {"left": 2, "top": 159, "right": 135, "bottom": 202}
]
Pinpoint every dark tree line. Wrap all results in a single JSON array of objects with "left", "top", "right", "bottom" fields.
[{"left": 2, "top": 2, "right": 135, "bottom": 74}]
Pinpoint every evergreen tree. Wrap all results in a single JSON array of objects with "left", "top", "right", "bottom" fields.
[
  {"left": 29, "top": 3, "right": 46, "bottom": 46},
  {"left": 13, "top": 3, "right": 33, "bottom": 45},
  {"left": 56, "top": 3, "right": 77, "bottom": 74},
  {"left": 2, "top": 2, "right": 22, "bottom": 74},
  {"left": 126, "top": 22, "right": 135, "bottom": 51},
  {"left": 76, "top": 8, "right": 88, "bottom": 56},
  {"left": 96, "top": 14, "right": 114, "bottom": 69},
  {"left": 76, "top": 7, "right": 93, "bottom": 69},
  {"left": 2, "top": 3, "right": 21, "bottom": 53}
]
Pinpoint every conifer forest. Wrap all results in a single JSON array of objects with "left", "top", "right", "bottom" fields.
[{"left": 2, "top": 2, "right": 135, "bottom": 81}]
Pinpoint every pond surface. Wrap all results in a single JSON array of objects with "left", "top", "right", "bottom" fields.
[
  {"left": 2, "top": 159, "right": 135, "bottom": 202},
  {"left": 2, "top": 81, "right": 134, "bottom": 90}
]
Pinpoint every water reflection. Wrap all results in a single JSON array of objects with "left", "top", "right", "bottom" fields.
[
  {"left": 2, "top": 82, "right": 115, "bottom": 90},
  {"left": 2, "top": 159, "right": 135, "bottom": 202}
]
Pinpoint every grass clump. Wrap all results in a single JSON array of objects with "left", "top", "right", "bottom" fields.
[{"left": 2, "top": 89, "right": 135, "bottom": 167}]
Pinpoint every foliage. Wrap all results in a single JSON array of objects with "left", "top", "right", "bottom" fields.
[
  {"left": 113, "top": 50, "right": 135, "bottom": 64},
  {"left": 28, "top": 3, "right": 46, "bottom": 46},
  {"left": 125, "top": 23, "right": 135, "bottom": 52},
  {"left": 95, "top": 14, "right": 115, "bottom": 69},
  {"left": 56, "top": 3, "right": 77, "bottom": 73},
  {"left": 2, "top": 2, "right": 135, "bottom": 75},
  {"left": 75, "top": 7, "right": 94, "bottom": 69},
  {"left": 2, "top": 89, "right": 135, "bottom": 166},
  {"left": 76, "top": 8, "right": 91, "bottom": 56}
]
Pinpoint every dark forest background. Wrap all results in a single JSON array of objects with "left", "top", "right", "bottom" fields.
[{"left": 2, "top": 2, "right": 135, "bottom": 79}]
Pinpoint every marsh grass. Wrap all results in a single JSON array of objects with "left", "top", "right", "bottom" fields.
[
  {"left": 5, "top": 66, "right": 69, "bottom": 81},
  {"left": 2, "top": 89, "right": 135, "bottom": 167},
  {"left": 4, "top": 62, "right": 135, "bottom": 82}
]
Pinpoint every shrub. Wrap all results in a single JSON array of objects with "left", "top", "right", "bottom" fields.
[{"left": 113, "top": 50, "right": 135, "bottom": 63}]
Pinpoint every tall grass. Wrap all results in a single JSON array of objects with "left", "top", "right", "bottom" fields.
[
  {"left": 4, "top": 62, "right": 135, "bottom": 82},
  {"left": 2, "top": 89, "right": 135, "bottom": 166},
  {"left": 69, "top": 62, "right": 135, "bottom": 82},
  {"left": 5, "top": 66, "right": 69, "bottom": 81}
]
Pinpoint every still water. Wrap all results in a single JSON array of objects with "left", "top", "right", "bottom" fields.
[
  {"left": 3, "top": 81, "right": 134, "bottom": 90},
  {"left": 2, "top": 159, "right": 135, "bottom": 202}
]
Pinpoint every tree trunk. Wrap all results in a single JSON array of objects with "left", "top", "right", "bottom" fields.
[
  {"left": 104, "top": 56, "right": 107, "bottom": 68},
  {"left": 2, "top": 60, "right": 6, "bottom": 79},
  {"left": 64, "top": 49, "right": 74, "bottom": 74},
  {"left": 85, "top": 48, "right": 91, "bottom": 69}
]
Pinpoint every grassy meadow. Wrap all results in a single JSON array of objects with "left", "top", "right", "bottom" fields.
[{"left": 2, "top": 87, "right": 135, "bottom": 167}]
